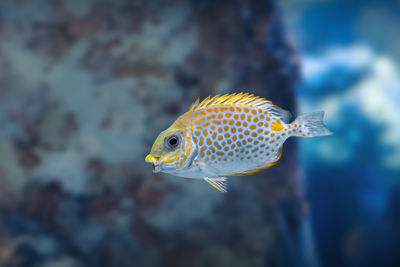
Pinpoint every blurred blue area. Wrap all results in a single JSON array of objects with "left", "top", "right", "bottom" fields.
[{"left": 282, "top": 0, "right": 400, "bottom": 266}]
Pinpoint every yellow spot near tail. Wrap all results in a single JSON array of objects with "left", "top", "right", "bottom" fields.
[{"left": 271, "top": 120, "right": 284, "bottom": 131}]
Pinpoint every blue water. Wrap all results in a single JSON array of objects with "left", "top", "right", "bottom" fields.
[{"left": 283, "top": 0, "right": 400, "bottom": 265}]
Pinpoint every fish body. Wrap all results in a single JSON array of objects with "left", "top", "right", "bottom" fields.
[{"left": 145, "top": 93, "right": 332, "bottom": 192}]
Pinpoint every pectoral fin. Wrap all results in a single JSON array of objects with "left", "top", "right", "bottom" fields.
[{"left": 204, "top": 177, "right": 227, "bottom": 193}]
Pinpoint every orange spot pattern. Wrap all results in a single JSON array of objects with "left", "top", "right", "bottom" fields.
[{"left": 176, "top": 104, "right": 289, "bottom": 166}]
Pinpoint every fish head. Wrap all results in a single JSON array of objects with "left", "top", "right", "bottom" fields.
[{"left": 145, "top": 123, "right": 196, "bottom": 174}]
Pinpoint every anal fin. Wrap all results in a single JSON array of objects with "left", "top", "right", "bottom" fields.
[{"left": 204, "top": 177, "right": 227, "bottom": 192}]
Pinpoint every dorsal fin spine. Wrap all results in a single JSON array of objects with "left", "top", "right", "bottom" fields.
[{"left": 185, "top": 93, "right": 291, "bottom": 123}]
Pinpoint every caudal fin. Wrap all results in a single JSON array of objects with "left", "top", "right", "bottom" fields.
[{"left": 292, "top": 111, "right": 333, "bottom": 137}]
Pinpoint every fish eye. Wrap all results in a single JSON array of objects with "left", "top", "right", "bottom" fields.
[{"left": 165, "top": 135, "right": 180, "bottom": 149}]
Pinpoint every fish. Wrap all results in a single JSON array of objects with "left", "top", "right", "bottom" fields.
[{"left": 145, "top": 93, "right": 332, "bottom": 192}]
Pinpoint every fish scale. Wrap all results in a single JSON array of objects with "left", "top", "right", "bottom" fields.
[
  {"left": 145, "top": 93, "right": 333, "bottom": 192},
  {"left": 184, "top": 105, "right": 287, "bottom": 174}
]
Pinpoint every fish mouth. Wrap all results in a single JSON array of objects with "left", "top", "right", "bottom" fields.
[{"left": 145, "top": 154, "right": 160, "bottom": 173}]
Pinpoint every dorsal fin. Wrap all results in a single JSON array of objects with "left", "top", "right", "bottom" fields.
[{"left": 188, "top": 93, "right": 291, "bottom": 123}]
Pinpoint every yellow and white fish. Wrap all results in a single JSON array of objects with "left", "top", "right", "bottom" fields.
[{"left": 145, "top": 93, "right": 332, "bottom": 192}]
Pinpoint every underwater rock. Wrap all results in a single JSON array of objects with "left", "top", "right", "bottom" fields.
[{"left": 0, "top": 0, "right": 311, "bottom": 266}]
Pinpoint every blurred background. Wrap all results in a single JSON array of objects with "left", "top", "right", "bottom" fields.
[
  {"left": 282, "top": 0, "right": 400, "bottom": 266},
  {"left": 0, "top": 0, "right": 399, "bottom": 267}
]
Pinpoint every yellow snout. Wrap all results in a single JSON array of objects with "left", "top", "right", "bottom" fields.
[{"left": 145, "top": 154, "right": 157, "bottom": 165}]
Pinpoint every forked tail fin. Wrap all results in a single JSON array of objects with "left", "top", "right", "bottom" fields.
[{"left": 292, "top": 111, "right": 333, "bottom": 137}]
